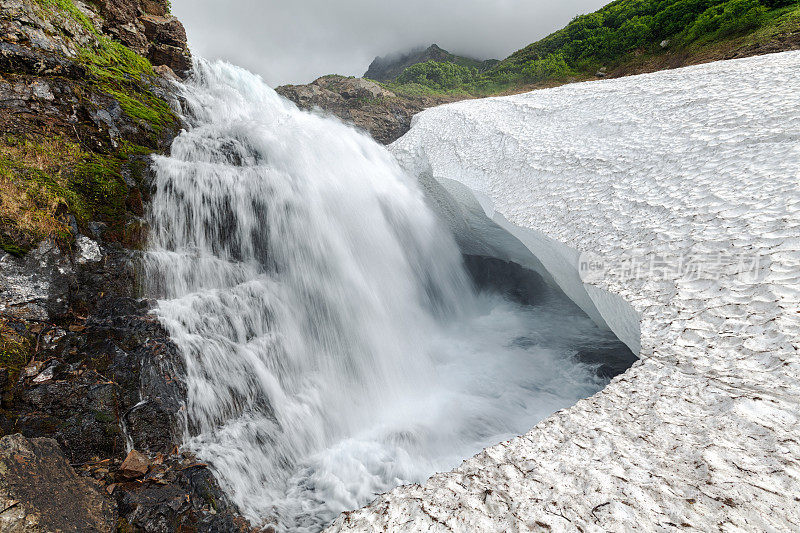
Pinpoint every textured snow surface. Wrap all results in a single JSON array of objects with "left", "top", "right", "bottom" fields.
[{"left": 328, "top": 52, "right": 800, "bottom": 531}]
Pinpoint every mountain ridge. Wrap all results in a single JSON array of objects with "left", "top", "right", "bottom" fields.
[
  {"left": 364, "top": 44, "right": 498, "bottom": 82},
  {"left": 279, "top": 0, "right": 800, "bottom": 144}
]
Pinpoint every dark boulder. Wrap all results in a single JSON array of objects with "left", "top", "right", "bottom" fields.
[
  {"left": 0, "top": 434, "right": 117, "bottom": 532},
  {"left": 140, "top": 14, "right": 191, "bottom": 76},
  {"left": 114, "top": 460, "right": 256, "bottom": 532},
  {"left": 0, "top": 41, "right": 86, "bottom": 78},
  {"left": 147, "top": 42, "right": 191, "bottom": 76},
  {"left": 140, "top": 14, "right": 187, "bottom": 48},
  {"left": 118, "top": 449, "right": 150, "bottom": 479}
]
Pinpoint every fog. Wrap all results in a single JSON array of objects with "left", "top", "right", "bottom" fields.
[{"left": 170, "top": 0, "right": 608, "bottom": 87}]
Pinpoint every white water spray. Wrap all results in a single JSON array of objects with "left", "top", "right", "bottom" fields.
[{"left": 146, "top": 60, "right": 614, "bottom": 531}]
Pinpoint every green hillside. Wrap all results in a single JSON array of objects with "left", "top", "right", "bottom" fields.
[{"left": 387, "top": 0, "right": 800, "bottom": 96}]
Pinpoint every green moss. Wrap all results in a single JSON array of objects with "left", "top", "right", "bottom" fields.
[
  {"left": 103, "top": 88, "right": 175, "bottom": 135},
  {"left": 72, "top": 155, "right": 126, "bottom": 215},
  {"left": 0, "top": 242, "right": 27, "bottom": 256},
  {"left": 0, "top": 136, "right": 149, "bottom": 249},
  {"left": 35, "top": 0, "right": 178, "bottom": 141},
  {"left": 79, "top": 37, "right": 179, "bottom": 139},
  {"left": 1, "top": 1, "right": 171, "bottom": 252},
  {"left": 0, "top": 320, "right": 30, "bottom": 377},
  {"left": 0, "top": 137, "right": 80, "bottom": 245},
  {"left": 79, "top": 38, "right": 154, "bottom": 84},
  {"left": 94, "top": 410, "right": 116, "bottom": 424},
  {"left": 34, "top": 0, "right": 95, "bottom": 33}
]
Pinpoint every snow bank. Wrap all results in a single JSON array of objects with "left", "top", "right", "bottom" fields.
[{"left": 328, "top": 51, "right": 800, "bottom": 531}]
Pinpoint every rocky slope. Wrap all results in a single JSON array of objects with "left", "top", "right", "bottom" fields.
[
  {"left": 277, "top": 45, "right": 499, "bottom": 145},
  {"left": 0, "top": 0, "right": 252, "bottom": 530},
  {"left": 276, "top": 75, "right": 462, "bottom": 145}
]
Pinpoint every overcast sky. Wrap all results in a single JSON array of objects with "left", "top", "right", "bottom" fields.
[{"left": 171, "top": 0, "right": 609, "bottom": 87}]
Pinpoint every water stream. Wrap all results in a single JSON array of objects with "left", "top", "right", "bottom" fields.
[{"left": 145, "top": 60, "right": 626, "bottom": 532}]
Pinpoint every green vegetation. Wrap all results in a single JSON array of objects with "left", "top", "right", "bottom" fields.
[
  {"left": 79, "top": 37, "right": 178, "bottom": 138},
  {"left": 427, "top": 52, "right": 497, "bottom": 73},
  {"left": 0, "top": 136, "right": 144, "bottom": 253},
  {"left": 395, "top": 61, "right": 479, "bottom": 91},
  {"left": 0, "top": 0, "right": 178, "bottom": 254},
  {"left": 0, "top": 318, "right": 30, "bottom": 378},
  {"left": 521, "top": 53, "right": 572, "bottom": 82},
  {"left": 35, "top": 0, "right": 95, "bottom": 32},
  {"left": 388, "top": 0, "right": 800, "bottom": 95},
  {"left": 35, "top": 0, "right": 178, "bottom": 138}
]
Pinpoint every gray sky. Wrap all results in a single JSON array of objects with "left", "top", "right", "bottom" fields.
[{"left": 171, "top": 0, "right": 609, "bottom": 87}]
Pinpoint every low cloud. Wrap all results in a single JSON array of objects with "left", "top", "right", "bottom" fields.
[{"left": 171, "top": 0, "right": 608, "bottom": 86}]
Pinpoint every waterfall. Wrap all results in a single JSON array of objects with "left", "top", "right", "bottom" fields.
[{"left": 145, "top": 59, "right": 615, "bottom": 532}]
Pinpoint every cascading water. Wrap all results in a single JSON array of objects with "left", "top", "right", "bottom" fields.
[{"left": 145, "top": 60, "right": 620, "bottom": 532}]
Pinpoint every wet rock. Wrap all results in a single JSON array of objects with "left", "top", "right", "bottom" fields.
[
  {"left": 29, "top": 79, "right": 53, "bottom": 101},
  {"left": 574, "top": 344, "right": 638, "bottom": 380},
  {"left": 119, "top": 449, "right": 150, "bottom": 479},
  {"left": 76, "top": 235, "right": 102, "bottom": 264},
  {"left": 22, "top": 361, "right": 43, "bottom": 378},
  {"left": 85, "top": 296, "right": 187, "bottom": 455},
  {"left": 124, "top": 396, "right": 183, "bottom": 455},
  {"left": 0, "top": 434, "right": 117, "bottom": 532},
  {"left": 15, "top": 371, "right": 126, "bottom": 463},
  {"left": 152, "top": 63, "right": 179, "bottom": 81},
  {"left": 0, "top": 239, "right": 75, "bottom": 321},
  {"left": 31, "top": 364, "right": 56, "bottom": 384},
  {"left": 463, "top": 255, "right": 548, "bottom": 306},
  {"left": 114, "top": 459, "right": 256, "bottom": 532},
  {"left": 0, "top": 41, "right": 85, "bottom": 78},
  {"left": 88, "top": 221, "right": 108, "bottom": 239}
]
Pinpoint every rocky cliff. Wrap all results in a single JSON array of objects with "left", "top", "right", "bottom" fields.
[{"left": 0, "top": 1, "right": 252, "bottom": 530}]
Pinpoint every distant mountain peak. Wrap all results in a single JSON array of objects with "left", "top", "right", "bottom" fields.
[{"left": 364, "top": 44, "right": 497, "bottom": 82}]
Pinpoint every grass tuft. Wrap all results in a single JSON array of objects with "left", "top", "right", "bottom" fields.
[
  {"left": 0, "top": 135, "right": 151, "bottom": 249},
  {"left": 0, "top": 318, "right": 30, "bottom": 378}
]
